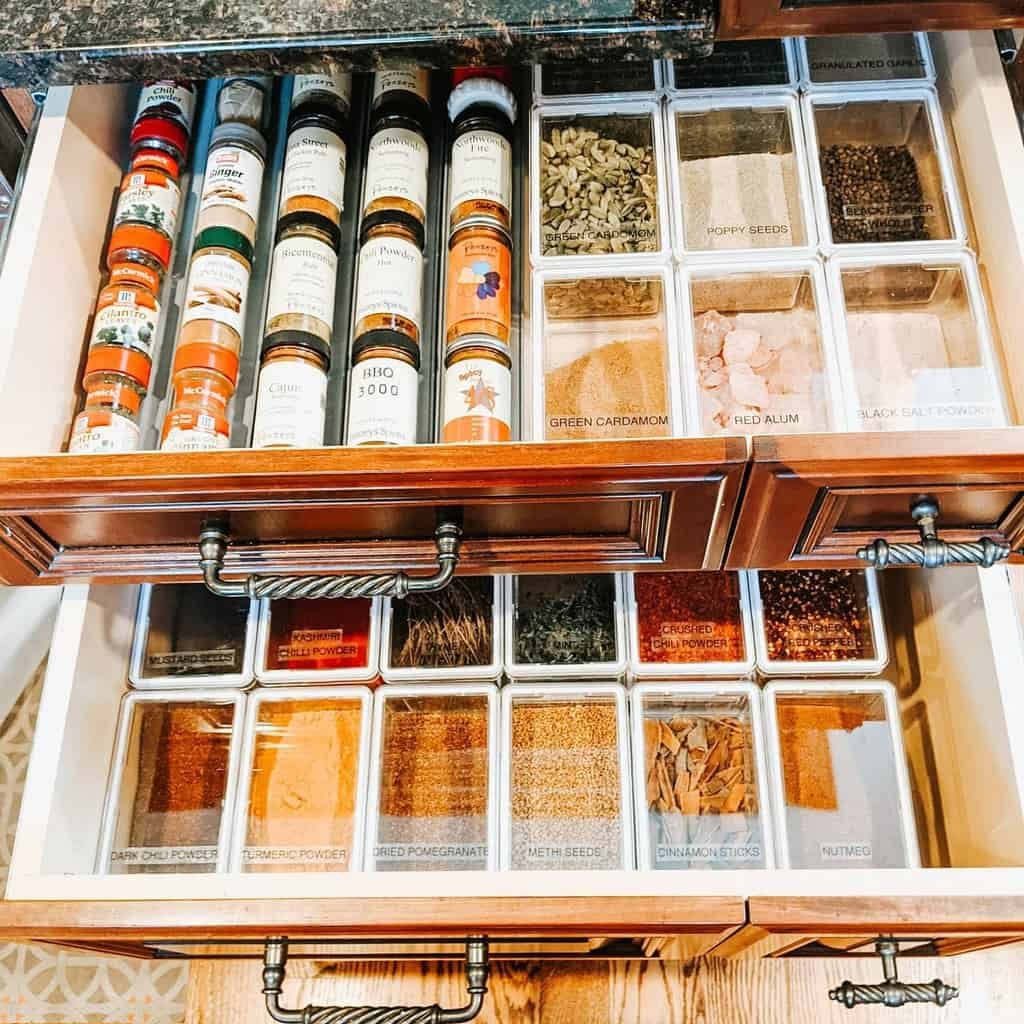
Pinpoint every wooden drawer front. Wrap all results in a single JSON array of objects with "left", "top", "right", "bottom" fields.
[{"left": 726, "top": 430, "right": 1024, "bottom": 568}]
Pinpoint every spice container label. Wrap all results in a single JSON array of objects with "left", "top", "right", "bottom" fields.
[
  {"left": 363, "top": 127, "right": 429, "bottom": 216},
  {"left": 346, "top": 357, "right": 419, "bottom": 446},
  {"left": 281, "top": 126, "right": 347, "bottom": 217},
  {"left": 251, "top": 356, "right": 327, "bottom": 449},
  {"left": 541, "top": 63, "right": 657, "bottom": 97},
  {"left": 442, "top": 356, "right": 512, "bottom": 443},
  {"left": 293, "top": 72, "right": 352, "bottom": 108},
  {"left": 181, "top": 251, "right": 250, "bottom": 337},
  {"left": 201, "top": 145, "right": 264, "bottom": 224},
  {"left": 162, "top": 416, "right": 231, "bottom": 451},
  {"left": 266, "top": 236, "right": 338, "bottom": 334},
  {"left": 355, "top": 236, "right": 423, "bottom": 341},
  {"left": 445, "top": 231, "right": 511, "bottom": 342},
  {"left": 449, "top": 130, "right": 512, "bottom": 220},
  {"left": 262, "top": 598, "right": 374, "bottom": 673},
  {"left": 136, "top": 81, "right": 196, "bottom": 130},
  {"left": 90, "top": 290, "right": 160, "bottom": 357},
  {"left": 68, "top": 410, "right": 141, "bottom": 453},
  {"left": 114, "top": 171, "right": 180, "bottom": 238},
  {"left": 373, "top": 68, "right": 430, "bottom": 104}
]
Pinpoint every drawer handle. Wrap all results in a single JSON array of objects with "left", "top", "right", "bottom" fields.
[
  {"left": 262, "top": 936, "right": 490, "bottom": 1024},
  {"left": 829, "top": 937, "right": 958, "bottom": 1010},
  {"left": 198, "top": 514, "right": 462, "bottom": 600},
  {"left": 856, "top": 498, "right": 1011, "bottom": 569}
]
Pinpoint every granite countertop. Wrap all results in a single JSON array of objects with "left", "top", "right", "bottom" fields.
[{"left": 0, "top": 0, "right": 715, "bottom": 87}]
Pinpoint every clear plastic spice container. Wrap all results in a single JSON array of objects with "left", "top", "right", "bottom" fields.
[
  {"left": 828, "top": 252, "right": 1007, "bottom": 431},
  {"left": 217, "top": 76, "right": 271, "bottom": 132},
  {"left": 804, "top": 89, "right": 966, "bottom": 249},
  {"left": 134, "top": 80, "right": 197, "bottom": 135},
  {"left": 255, "top": 596, "right": 381, "bottom": 682},
  {"left": 631, "top": 682, "right": 773, "bottom": 870},
  {"left": 129, "top": 582, "right": 257, "bottom": 687},
  {"left": 345, "top": 336, "right": 421, "bottom": 447},
  {"left": 362, "top": 113, "right": 430, "bottom": 226},
  {"left": 682, "top": 260, "right": 842, "bottom": 437},
  {"left": 532, "top": 264, "right": 683, "bottom": 441},
  {"left": 381, "top": 576, "right": 503, "bottom": 682},
  {"left": 534, "top": 62, "right": 660, "bottom": 101},
  {"left": 371, "top": 66, "right": 431, "bottom": 134},
  {"left": 197, "top": 122, "right": 268, "bottom": 245},
  {"left": 501, "top": 683, "right": 633, "bottom": 871},
  {"left": 292, "top": 68, "right": 353, "bottom": 118},
  {"left": 251, "top": 339, "right": 330, "bottom": 449},
  {"left": 68, "top": 345, "right": 152, "bottom": 454},
  {"left": 503, "top": 574, "right": 627, "bottom": 681},
  {"left": 442, "top": 337, "right": 513, "bottom": 444},
  {"left": 445, "top": 217, "right": 512, "bottom": 344},
  {"left": 668, "top": 40, "right": 795, "bottom": 92},
  {"left": 764, "top": 680, "right": 919, "bottom": 868},
  {"left": 354, "top": 211, "right": 425, "bottom": 347},
  {"left": 532, "top": 101, "right": 667, "bottom": 261},
  {"left": 366, "top": 684, "right": 498, "bottom": 872},
  {"left": 280, "top": 105, "right": 348, "bottom": 227},
  {"left": 88, "top": 269, "right": 161, "bottom": 358},
  {"left": 179, "top": 226, "right": 253, "bottom": 356},
  {"left": 230, "top": 686, "right": 372, "bottom": 872},
  {"left": 799, "top": 33, "right": 934, "bottom": 88},
  {"left": 667, "top": 95, "right": 814, "bottom": 257},
  {"left": 627, "top": 571, "right": 756, "bottom": 678},
  {"left": 750, "top": 569, "right": 888, "bottom": 677},
  {"left": 98, "top": 690, "right": 245, "bottom": 875}
]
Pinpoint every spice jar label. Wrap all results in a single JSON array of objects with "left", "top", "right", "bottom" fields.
[
  {"left": 251, "top": 356, "right": 327, "bottom": 449},
  {"left": 181, "top": 251, "right": 250, "bottom": 336},
  {"left": 442, "top": 356, "right": 512, "bottom": 443},
  {"left": 445, "top": 232, "right": 511, "bottom": 342},
  {"left": 265, "top": 236, "right": 338, "bottom": 338},
  {"left": 363, "top": 127, "right": 429, "bottom": 216},
  {"left": 110, "top": 845, "right": 219, "bottom": 867},
  {"left": 114, "top": 172, "right": 180, "bottom": 238},
  {"left": 281, "top": 126, "right": 347, "bottom": 217},
  {"left": 162, "top": 417, "right": 231, "bottom": 451},
  {"left": 293, "top": 72, "right": 353, "bottom": 108},
  {"left": 355, "top": 236, "right": 423, "bottom": 341},
  {"left": 374, "top": 67, "right": 430, "bottom": 103},
  {"left": 346, "top": 356, "right": 419, "bottom": 446},
  {"left": 69, "top": 411, "right": 141, "bottom": 453},
  {"left": 136, "top": 81, "right": 195, "bottom": 130},
  {"left": 90, "top": 291, "right": 160, "bottom": 357},
  {"left": 450, "top": 129, "right": 512, "bottom": 220},
  {"left": 201, "top": 145, "right": 264, "bottom": 224}
]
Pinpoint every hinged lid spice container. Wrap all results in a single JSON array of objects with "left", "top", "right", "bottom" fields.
[
  {"left": 750, "top": 569, "right": 888, "bottom": 677},
  {"left": 501, "top": 683, "right": 634, "bottom": 871},
  {"left": 798, "top": 33, "right": 934, "bottom": 90},
  {"left": 534, "top": 62, "right": 661, "bottom": 102},
  {"left": 630, "top": 682, "right": 773, "bottom": 870},
  {"left": 627, "top": 571, "right": 756, "bottom": 678},
  {"left": 366, "top": 683, "right": 498, "bottom": 872},
  {"left": 666, "top": 40, "right": 796, "bottom": 94},
  {"left": 763, "top": 680, "right": 919, "bottom": 869},
  {"left": 230, "top": 686, "right": 372, "bottom": 873}
]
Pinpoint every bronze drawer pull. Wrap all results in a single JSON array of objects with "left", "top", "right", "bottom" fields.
[
  {"left": 262, "top": 936, "right": 490, "bottom": 1024},
  {"left": 198, "top": 514, "right": 462, "bottom": 600},
  {"left": 857, "top": 498, "right": 1011, "bottom": 569},
  {"left": 829, "top": 937, "right": 958, "bottom": 1010}
]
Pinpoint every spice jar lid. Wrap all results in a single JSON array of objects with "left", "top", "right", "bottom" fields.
[
  {"left": 448, "top": 77, "right": 517, "bottom": 124},
  {"left": 351, "top": 329, "right": 421, "bottom": 370},
  {"left": 445, "top": 333, "right": 512, "bottom": 366},
  {"left": 451, "top": 67, "right": 515, "bottom": 88},
  {"left": 276, "top": 210, "right": 342, "bottom": 252},
  {"left": 359, "top": 208, "right": 426, "bottom": 250},
  {"left": 370, "top": 111, "right": 427, "bottom": 139},
  {"left": 131, "top": 147, "right": 181, "bottom": 178},
  {"left": 108, "top": 223, "right": 172, "bottom": 270},
  {"left": 130, "top": 115, "right": 189, "bottom": 158},
  {"left": 192, "top": 225, "right": 255, "bottom": 264},
  {"left": 109, "top": 260, "right": 163, "bottom": 293},
  {"left": 210, "top": 121, "right": 268, "bottom": 159},
  {"left": 84, "top": 344, "right": 153, "bottom": 388},
  {"left": 262, "top": 328, "right": 332, "bottom": 367},
  {"left": 448, "top": 215, "right": 513, "bottom": 246},
  {"left": 286, "top": 102, "right": 347, "bottom": 138},
  {"left": 261, "top": 342, "right": 331, "bottom": 374},
  {"left": 173, "top": 341, "right": 240, "bottom": 383}
]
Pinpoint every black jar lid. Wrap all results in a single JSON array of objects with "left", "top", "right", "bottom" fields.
[
  {"left": 286, "top": 101, "right": 348, "bottom": 139},
  {"left": 359, "top": 208, "right": 426, "bottom": 250},
  {"left": 261, "top": 328, "right": 332, "bottom": 368},
  {"left": 276, "top": 209, "right": 343, "bottom": 252},
  {"left": 351, "top": 329, "right": 421, "bottom": 370}
]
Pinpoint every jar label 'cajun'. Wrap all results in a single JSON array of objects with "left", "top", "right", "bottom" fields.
[
  {"left": 346, "top": 356, "right": 419, "bottom": 445},
  {"left": 450, "top": 129, "right": 512, "bottom": 218},
  {"left": 69, "top": 411, "right": 141, "bottom": 453},
  {"left": 442, "top": 357, "right": 512, "bottom": 442},
  {"left": 251, "top": 357, "right": 327, "bottom": 449},
  {"left": 265, "top": 236, "right": 338, "bottom": 340},
  {"left": 201, "top": 145, "right": 265, "bottom": 224},
  {"left": 355, "top": 236, "right": 423, "bottom": 341},
  {"left": 90, "top": 292, "right": 160, "bottom": 357},
  {"left": 293, "top": 72, "right": 353, "bottom": 109},
  {"left": 182, "top": 251, "right": 250, "bottom": 336},
  {"left": 114, "top": 172, "right": 180, "bottom": 238},
  {"left": 136, "top": 81, "right": 195, "bottom": 129},
  {"left": 373, "top": 68, "right": 430, "bottom": 103},
  {"left": 363, "top": 127, "right": 429, "bottom": 216},
  {"left": 281, "top": 125, "right": 347, "bottom": 216}
]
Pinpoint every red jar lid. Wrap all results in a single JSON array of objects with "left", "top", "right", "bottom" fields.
[
  {"left": 108, "top": 223, "right": 172, "bottom": 271},
  {"left": 173, "top": 342, "right": 240, "bottom": 384},
  {"left": 451, "top": 67, "right": 513, "bottom": 87},
  {"left": 131, "top": 115, "right": 188, "bottom": 158},
  {"left": 84, "top": 344, "right": 153, "bottom": 388}
]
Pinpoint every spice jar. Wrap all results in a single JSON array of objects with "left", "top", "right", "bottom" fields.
[
  {"left": 179, "top": 226, "right": 253, "bottom": 356},
  {"left": 111, "top": 150, "right": 181, "bottom": 261},
  {"left": 442, "top": 336, "right": 512, "bottom": 443},
  {"left": 279, "top": 106, "right": 348, "bottom": 227},
  {"left": 353, "top": 211, "right": 424, "bottom": 347},
  {"left": 161, "top": 342, "right": 239, "bottom": 452},
  {"left": 445, "top": 217, "right": 512, "bottom": 344},
  {"left": 371, "top": 66, "right": 431, "bottom": 134},
  {"left": 264, "top": 213, "right": 341, "bottom": 349},
  {"left": 345, "top": 335, "right": 420, "bottom": 446},
  {"left": 106, "top": 234, "right": 167, "bottom": 281},
  {"left": 130, "top": 115, "right": 189, "bottom": 168},
  {"left": 134, "top": 80, "right": 197, "bottom": 135},
  {"left": 217, "top": 76, "right": 271, "bottom": 132},
  {"left": 251, "top": 339, "right": 330, "bottom": 449},
  {"left": 448, "top": 78, "right": 515, "bottom": 232},
  {"left": 69, "top": 346, "right": 152, "bottom": 454},
  {"left": 361, "top": 113, "right": 429, "bottom": 226},
  {"left": 197, "top": 123, "right": 267, "bottom": 245},
  {"left": 292, "top": 69, "right": 352, "bottom": 118},
  {"left": 89, "top": 272, "right": 161, "bottom": 358}
]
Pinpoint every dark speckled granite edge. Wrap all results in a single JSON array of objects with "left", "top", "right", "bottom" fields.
[{"left": 0, "top": 13, "right": 715, "bottom": 89}]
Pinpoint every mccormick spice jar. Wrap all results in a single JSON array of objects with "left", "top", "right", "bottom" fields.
[
  {"left": 69, "top": 345, "right": 152, "bottom": 453},
  {"left": 371, "top": 66, "right": 431, "bottom": 134},
  {"left": 111, "top": 150, "right": 181, "bottom": 263},
  {"left": 448, "top": 77, "right": 515, "bottom": 233},
  {"left": 161, "top": 343, "right": 239, "bottom": 451},
  {"left": 89, "top": 269, "right": 161, "bottom": 358},
  {"left": 445, "top": 217, "right": 512, "bottom": 344},
  {"left": 442, "top": 336, "right": 512, "bottom": 443},
  {"left": 279, "top": 105, "right": 348, "bottom": 227},
  {"left": 251, "top": 339, "right": 330, "bottom": 449},
  {"left": 197, "top": 122, "right": 267, "bottom": 245},
  {"left": 107, "top": 229, "right": 170, "bottom": 279},
  {"left": 264, "top": 213, "right": 341, "bottom": 349},
  {"left": 345, "top": 335, "right": 420, "bottom": 446},
  {"left": 292, "top": 69, "right": 352, "bottom": 118},
  {"left": 134, "top": 80, "right": 197, "bottom": 136},
  {"left": 362, "top": 112, "right": 430, "bottom": 226},
  {"left": 179, "top": 226, "right": 253, "bottom": 356},
  {"left": 130, "top": 115, "right": 189, "bottom": 168},
  {"left": 217, "top": 76, "right": 271, "bottom": 132},
  {"left": 354, "top": 211, "right": 424, "bottom": 347}
]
